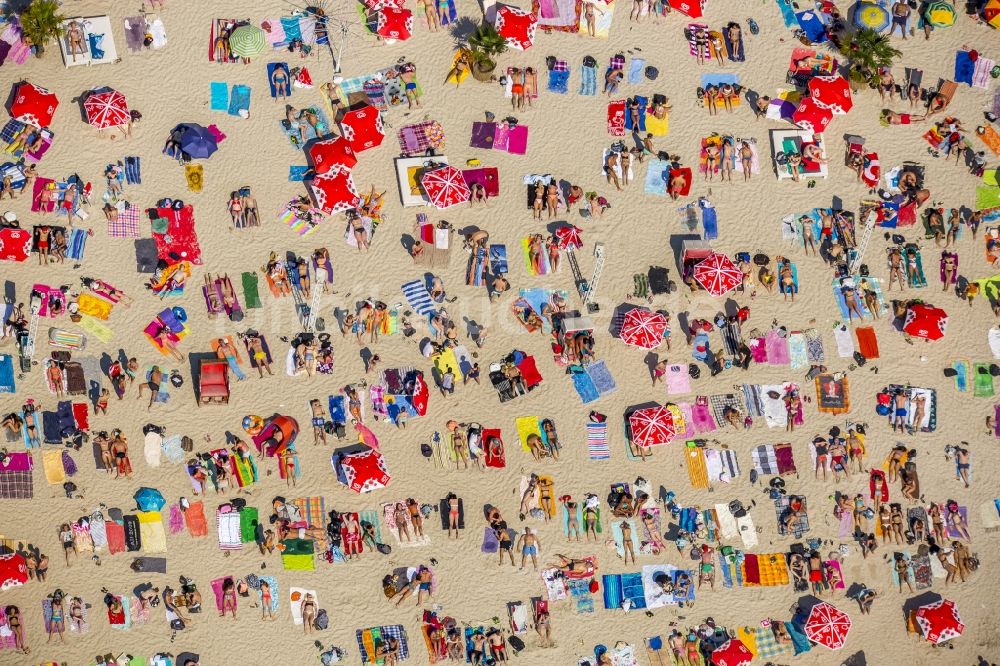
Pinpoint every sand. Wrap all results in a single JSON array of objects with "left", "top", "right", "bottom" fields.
[{"left": 1, "top": 0, "right": 999, "bottom": 664}]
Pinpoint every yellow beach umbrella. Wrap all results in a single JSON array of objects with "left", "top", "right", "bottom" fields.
[{"left": 924, "top": 1, "right": 956, "bottom": 27}]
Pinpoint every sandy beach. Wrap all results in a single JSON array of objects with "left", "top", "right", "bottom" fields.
[{"left": 1, "top": 0, "right": 999, "bottom": 664}]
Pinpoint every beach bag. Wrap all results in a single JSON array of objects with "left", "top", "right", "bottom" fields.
[
  {"left": 645, "top": 66, "right": 659, "bottom": 80},
  {"left": 420, "top": 443, "right": 433, "bottom": 458},
  {"left": 853, "top": 351, "right": 866, "bottom": 367},
  {"left": 314, "top": 609, "right": 329, "bottom": 630},
  {"left": 583, "top": 55, "right": 597, "bottom": 67},
  {"left": 545, "top": 55, "right": 556, "bottom": 71},
  {"left": 688, "top": 364, "right": 701, "bottom": 379},
  {"left": 376, "top": 543, "right": 391, "bottom": 555},
  {"left": 181, "top": 436, "right": 194, "bottom": 452}
]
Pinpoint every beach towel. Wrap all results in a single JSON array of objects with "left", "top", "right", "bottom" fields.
[
  {"left": 856, "top": 326, "right": 879, "bottom": 359},
  {"left": 705, "top": 448, "right": 739, "bottom": 484},
  {"left": 0, "top": 452, "right": 33, "bottom": 499},
  {"left": 210, "top": 82, "right": 228, "bottom": 111},
  {"left": 833, "top": 324, "right": 854, "bottom": 358},
  {"left": 628, "top": 58, "right": 645, "bottom": 85},
  {"left": 42, "top": 449, "right": 65, "bottom": 484},
  {"left": 686, "top": 445, "right": 709, "bottom": 489},
  {"left": 788, "top": 332, "right": 808, "bottom": 369},
  {"left": 124, "top": 515, "right": 141, "bottom": 551},
  {"left": 644, "top": 159, "right": 669, "bottom": 196},
  {"left": 217, "top": 507, "right": 241, "bottom": 550},
  {"left": 754, "top": 625, "right": 790, "bottom": 660},
  {"left": 401, "top": 280, "right": 435, "bottom": 318},
  {"left": 228, "top": 84, "right": 251, "bottom": 118},
  {"left": 137, "top": 511, "right": 166, "bottom": 553},
  {"left": 974, "top": 363, "right": 994, "bottom": 397},
  {"left": 607, "top": 100, "right": 625, "bottom": 136},
  {"left": 580, "top": 64, "right": 597, "bottom": 96},
  {"left": 548, "top": 60, "right": 570, "bottom": 93},
  {"left": 289, "top": 587, "right": 317, "bottom": 625}
]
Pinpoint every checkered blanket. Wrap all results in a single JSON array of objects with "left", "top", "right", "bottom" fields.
[
  {"left": 0, "top": 119, "right": 24, "bottom": 144},
  {"left": 775, "top": 495, "right": 810, "bottom": 538},
  {"left": 292, "top": 496, "right": 327, "bottom": 551},
  {"left": 357, "top": 625, "right": 409, "bottom": 662},
  {"left": 552, "top": 59, "right": 569, "bottom": 72},
  {"left": 710, "top": 393, "right": 746, "bottom": 427},
  {"left": 108, "top": 203, "right": 140, "bottom": 238},
  {"left": 397, "top": 120, "right": 445, "bottom": 157},
  {"left": 0, "top": 453, "right": 33, "bottom": 499},
  {"left": 754, "top": 625, "right": 791, "bottom": 659}
]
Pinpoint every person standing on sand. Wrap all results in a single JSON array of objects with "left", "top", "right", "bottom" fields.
[{"left": 516, "top": 527, "right": 540, "bottom": 570}]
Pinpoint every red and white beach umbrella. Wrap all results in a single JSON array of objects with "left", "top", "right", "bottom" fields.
[
  {"left": 421, "top": 165, "right": 470, "bottom": 209},
  {"left": 554, "top": 224, "right": 583, "bottom": 250},
  {"left": 339, "top": 104, "right": 384, "bottom": 153},
  {"left": 376, "top": 6, "right": 413, "bottom": 41},
  {"left": 792, "top": 96, "right": 833, "bottom": 134},
  {"left": 809, "top": 74, "right": 853, "bottom": 115},
  {"left": 668, "top": 0, "right": 703, "bottom": 18},
  {"left": 628, "top": 406, "right": 676, "bottom": 447},
  {"left": 902, "top": 304, "right": 948, "bottom": 340},
  {"left": 693, "top": 252, "right": 742, "bottom": 296},
  {"left": 310, "top": 167, "right": 360, "bottom": 214},
  {"left": 495, "top": 6, "right": 537, "bottom": 51},
  {"left": 804, "top": 602, "right": 852, "bottom": 650},
  {"left": 341, "top": 448, "right": 390, "bottom": 493},
  {"left": 620, "top": 308, "right": 667, "bottom": 349},
  {"left": 10, "top": 81, "right": 59, "bottom": 128},
  {"left": 915, "top": 599, "right": 964, "bottom": 645},
  {"left": 0, "top": 552, "right": 28, "bottom": 591},
  {"left": 84, "top": 89, "right": 130, "bottom": 129},
  {"left": 308, "top": 136, "right": 357, "bottom": 174},
  {"left": 711, "top": 639, "right": 753, "bottom": 666},
  {"left": 0, "top": 227, "right": 33, "bottom": 262}
]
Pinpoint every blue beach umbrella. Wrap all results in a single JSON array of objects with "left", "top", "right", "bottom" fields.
[
  {"left": 134, "top": 487, "right": 166, "bottom": 511},
  {"left": 176, "top": 123, "right": 218, "bottom": 159}
]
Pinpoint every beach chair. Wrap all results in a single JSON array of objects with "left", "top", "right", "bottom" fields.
[{"left": 197, "top": 359, "right": 229, "bottom": 406}]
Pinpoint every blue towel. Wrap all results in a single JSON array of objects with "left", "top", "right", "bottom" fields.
[
  {"left": 0, "top": 355, "right": 14, "bottom": 393},
  {"left": 588, "top": 360, "right": 616, "bottom": 396},
  {"left": 628, "top": 58, "right": 646, "bottom": 85},
  {"left": 785, "top": 622, "right": 812, "bottom": 655},
  {"left": 718, "top": 554, "right": 734, "bottom": 588},
  {"left": 580, "top": 65, "right": 597, "bottom": 96},
  {"left": 124, "top": 156, "right": 141, "bottom": 184},
  {"left": 267, "top": 62, "right": 290, "bottom": 98},
  {"left": 401, "top": 280, "right": 436, "bottom": 317},
  {"left": 228, "top": 84, "right": 251, "bottom": 116},
  {"left": 701, "top": 73, "right": 739, "bottom": 87},
  {"left": 548, "top": 69, "right": 570, "bottom": 94},
  {"left": 210, "top": 82, "right": 229, "bottom": 111},
  {"left": 490, "top": 244, "right": 508, "bottom": 274},
  {"left": 66, "top": 229, "right": 87, "bottom": 260},
  {"left": 621, "top": 573, "right": 646, "bottom": 608},
  {"left": 573, "top": 370, "right": 600, "bottom": 404},
  {"left": 280, "top": 16, "right": 302, "bottom": 42},
  {"left": 625, "top": 96, "right": 647, "bottom": 133},
  {"left": 644, "top": 159, "right": 669, "bottom": 196},
  {"left": 775, "top": 0, "right": 797, "bottom": 27},
  {"left": 955, "top": 51, "right": 975, "bottom": 85},
  {"left": 602, "top": 574, "right": 622, "bottom": 608},
  {"left": 289, "top": 166, "right": 309, "bottom": 181},
  {"left": 795, "top": 10, "right": 827, "bottom": 43},
  {"left": 328, "top": 395, "right": 346, "bottom": 423},
  {"left": 88, "top": 32, "right": 105, "bottom": 60},
  {"left": 700, "top": 200, "right": 718, "bottom": 240}
]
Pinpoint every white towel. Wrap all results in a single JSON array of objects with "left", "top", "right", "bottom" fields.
[
  {"left": 736, "top": 514, "right": 757, "bottom": 549},
  {"left": 761, "top": 385, "right": 789, "bottom": 428},
  {"left": 150, "top": 19, "right": 167, "bottom": 49},
  {"left": 714, "top": 503, "right": 739, "bottom": 540},
  {"left": 927, "top": 554, "right": 946, "bottom": 579},
  {"left": 289, "top": 588, "right": 317, "bottom": 624},
  {"left": 833, "top": 324, "right": 854, "bottom": 358},
  {"left": 217, "top": 511, "right": 241, "bottom": 550},
  {"left": 144, "top": 432, "right": 162, "bottom": 468},
  {"left": 989, "top": 328, "right": 1000, "bottom": 358}
]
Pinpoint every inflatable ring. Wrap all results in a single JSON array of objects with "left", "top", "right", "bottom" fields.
[
  {"left": 171, "top": 306, "right": 187, "bottom": 322},
  {"left": 243, "top": 414, "right": 264, "bottom": 436}
]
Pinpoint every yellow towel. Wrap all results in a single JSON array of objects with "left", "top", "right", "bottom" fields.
[
  {"left": 685, "top": 446, "right": 709, "bottom": 489},
  {"left": 515, "top": 416, "right": 542, "bottom": 452},
  {"left": 43, "top": 450, "right": 66, "bottom": 485},
  {"left": 431, "top": 347, "right": 459, "bottom": 379},
  {"left": 737, "top": 626, "right": 757, "bottom": 657},
  {"left": 538, "top": 474, "right": 556, "bottom": 518},
  {"left": 76, "top": 314, "right": 112, "bottom": 343},
  {"left": 445, "top": 49, "right": 471, "bottom": 84},
  {"left": 76, "top": 293, "right": 112, "bottom": 320},
  {"left": 185, "top": 164, "right": 204, "bottom": 193}
]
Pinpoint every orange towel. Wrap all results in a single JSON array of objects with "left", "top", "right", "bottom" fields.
[
  {"left": 979, "top": 125, "right": 1000, "bottom": 157},
  {"left": 856, "top": 326, "right": 879, "bottom": 359},
  {"left": 685, "top": 446, "right": 709, "bottom": 489}
]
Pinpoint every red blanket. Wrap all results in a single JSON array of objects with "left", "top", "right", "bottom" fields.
[
  {"left": 743, "top": 553, "right": 761, "bottom": 585},
  {"left": 72, "top": 402, "right": 89, "bottom": 431},
  {"left": 517, "top": 355, "right": 542, "bottom": 388},
  {"left": 149, "top": 204, "right": 203, "bottom": 265}
]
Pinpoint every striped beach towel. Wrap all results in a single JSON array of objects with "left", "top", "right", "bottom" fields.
[
  {"left": 752, "top": 444, "right": 778, "bottom": 475},
  {"left": 587, "top": 422, "right": 609, "bottom": 460},
  {"left": 401, "top": 280, "right": 435, "bottom": 317}
]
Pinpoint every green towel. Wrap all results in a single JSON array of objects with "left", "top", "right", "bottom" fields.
[
  {"left": 282, "top": 537, "right": 314, "bottom": 556},
  {"left": 241, "top": 271, "right": 262, "bottom": 308},
  {"left": 371, "top": 626, "right": 384, "bottom": 664},
  {"left": 633, "top": 274, "right": 649, "bottom": 299},
  {"left": 240, "top": 506, "right": 259, "bottom": 543},
  {"left": 974, "top": 363, "right": 994, "bottom": 397}
]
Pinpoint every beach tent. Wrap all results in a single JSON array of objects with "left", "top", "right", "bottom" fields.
[
  {"left": 628, "top": 406, "right": 676, "bottom": 447},
  {"left": 792, "top": 96, "right": 833, "bottom": 134},
  {"left": 668, "top": 0, "right": 703, "bottom": 19},
  {"left": 693, "top": 252, "right": 742, "bottom": 296},
  {"left": 310, "top": 167, "right": 360, "bottom": 214},
  {"left": 494, "top": 5, "right": 537, "bottom": 51},
  {"left": 340, "top": 448, "right": 390, "bottom": 493},
  {"left": 986, "top": 0, "right": 1000, "bottom": 28},
  {"left": 711, "top": 638, "right": 752, "bottom": 666},
  {"left": 376, "top": 7, "right": 413, "bottom": 41},
  {"left": 804, "top": 601, "right": 852, "bottom": 650},
  {"left": 10, "top": 81, "right": 59, "bottom": 128},
  {"left": 134, "top": 487, "right": 166, "bottom": 511},
  {"left": 420, "top": 165, "right": 470, "bottom": 209},
  {"left": 809, "top": 75, "right": 852, "bottom": 115},
  {"left": 252, "top": 414, "right": 300, "bottom": 457},
  {"left": 339, "top": 104, "right": 384, "bottom": 153},
  {"left": 853, "top": 2, "right": 890, "bottom": 32},
  {"left": 620, "top": 308, "right": 667, "bottom": 349},
  {"left": 228, "top": 24, "right": 267, "bottom": 58},
  {"left": 308, "top": 137, "right": 357, "bottom": 174},
  {"left": 902, "top": 304, "right": 948, "bottom": 340},
  {"left": 555, "top": 224, "right": 583, "bottom": 250},
  {"left": 915, "top": 599, "right": 964, "bottom": 644},
  {"left": 84, "top": 89, "right": 129, "bottom": 130}
]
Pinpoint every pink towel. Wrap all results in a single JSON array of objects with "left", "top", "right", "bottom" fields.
[
  {"left": 690, "top": 401, "right": 716, "bottom": 433},
  {"left": 665, "top": 365, "right": 690, "bottom": 395},
  {"left": 837, "top": 510, "right": 853, "bottom": 538},
  {"left": 507, "top": 125, "right": 528, "bottom": 155},
  {"left": 168, "top": 504, "right": 185, "bottom": 534},
  {"left": 261, "top": 18, "right": 286, "bottom": 45},
  {"left": 765, "top": 330, "right": 791, "bottom": 365},
  {"left": 750, "top": 337, "right": 767, "bottom": 363},
  {"left": 493, "top": 123, "right": 512, "bottom": 152},
  {"left": 210, "top": 577, "right": 231, "bottom": 612}
]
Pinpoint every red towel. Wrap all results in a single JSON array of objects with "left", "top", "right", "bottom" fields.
[
  {"left": 517, "top": 356, "right": 543, "bottom": 388},
  {"left": 71, "top": 402, "right": 89, "bottom": 431},
  {"left": 185, "top": 501, "right": 208, "bottom": 537},
  {"left": 607, "top": 100, "right": 625, "bottom": 136},
  {"left": 744, "top": 554, "right": 761, "bottom": 584},
  {"left": 856, "top": 326, "right": 879, "bottom": 359},
  {"left": 482, "top": 428, "right": 505, "bottom": 469},
  {"left": 106, "top": 521, "right": 126, "bottom": 554}
]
